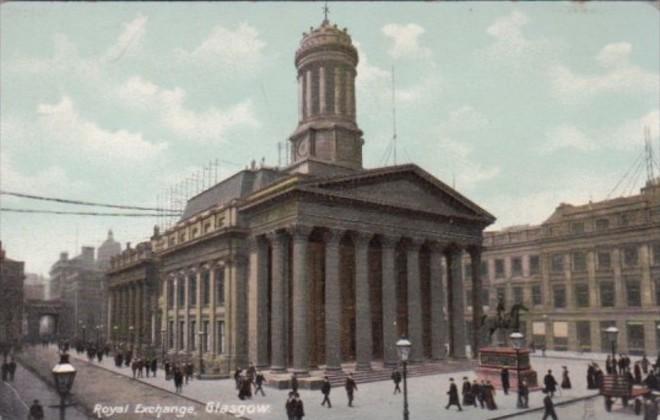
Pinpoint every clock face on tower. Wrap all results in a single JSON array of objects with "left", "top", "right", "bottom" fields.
[{"left": 296, "top": 139, "right": 309, "bottom": 158}]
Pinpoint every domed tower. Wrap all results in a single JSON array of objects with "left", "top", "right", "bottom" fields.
[{"left": 289, "top": 16, "right": 364, "bottom": 170}]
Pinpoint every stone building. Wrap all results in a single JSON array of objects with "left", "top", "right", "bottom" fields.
[
  {"left": 148, "top": 16, "right": 495, "bottom": 376},
  {"left": 24, "top": 273, "right": 46, "bottom": 300},
  {"left": 98, "top": 230, "right": 121, "bottom": 271},
  {"left": 107, "top": 241, "right": 159, "bottom": 352},
  {"left": 478, "top": 179, "right": 660, "bottom": 356},
  {"left": 0, "top": 241, "right": 25, "bottom": 353}
]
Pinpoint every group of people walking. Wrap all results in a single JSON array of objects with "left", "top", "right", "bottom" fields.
[{"left": 1, "top": 357, "right": 17, "bottom": 382}]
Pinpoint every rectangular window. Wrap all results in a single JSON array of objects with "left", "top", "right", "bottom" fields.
[
  {"left": 513, "top": 286, "right": 523, "bottom": 304},
  {"left": 551, "top": 254, "right": 564, "bottom": 273},
  {"left": 627, "top": 323, "right": 645, "bottom": 355},
  {"left": 600, "top": 282, "right": 615, "bottom": 307},
  {"left": 575, "top": 283, "right": 590, "bottom": 308},
  {"left": 217, "top": 320, "right": 225, "bottom": 354},
  {"left": 532, "top": 322, "right": 546, "bottom": 348},
  {"left": 576, "top": 321, "right": 591, "bottom": 351},
  {"left": 619, "top": 213, "right": 631, "bottom": 226},
  {"left": 495, "top": 259, "right": 505, "bottom": 278},
  {"left": 532, "top": 285, "right": 542, "bottom": 305},
  {"left": 168, "top": 320, "right": 174, "bottom": 349},
  {"left": 167, "top": 279, "right": 174, "bottom": 308},
  {"left": 190, "top": 321, "right": 196, "bottom": 351},
  {"left": 480, "top": 261, "right": 489, "bottom": 278},
  {"left": 571, "top": 222, "right": 585, "bottom": 234},
  {"left": 529, "top": 255, "right": 540, "bottom": 275},
  {"left": 572, "top": 252, "right": 587, "bottom": 272},
  {"left": 595, "top": 218, "right": 610, "bottom": 231},
  {"left": 512, "top": 257, "right": 522, "bottom": 277},
  {"left": 553, "top": 321, "right": 568, "bottom": 351},
  {"left": 600, "top": 321, "right": 616, "bottom": 352},
  {"left": 626, "top": 281, "right": 641, "bottom": 307},
  {"left": 202, "top": 272, "right": 210, "bottom": 306},
  {"left": 597, "top": 251, "right": 611, "bottom": 270},
  {"left": 481, "top": 288, "right": 490, "bottom": 307},
  {"left": 215, "top": 269, "right": 225, "bottom": 305},
  {"left": 189, "top": 275, "right": 197, "bottom": 307},
  {"left": 177, "top": 280, "right": 185, "bottom": 307},
  {"left": 623, "top": 246, "right": 639, "bottom": 267},
  {"left": 553, "top": 286, "right": 566, "bottom": 308}
]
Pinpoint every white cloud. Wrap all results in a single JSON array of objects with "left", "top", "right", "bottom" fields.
[
  {"left": 175, "top": 23, "right": 266, "bottom": 71},
  {"left": 103, "top": 15, "right": 148, "bottom": 62},
  {"left": 117, "top": 76, "right": 259, "bottom": 141},
  {"left": 549, "top": 42, "right": 658, "bottom": 103},
  {"left": 36, "top": 96, "right": 167, "bottom": 161},
  {"left": 439, "top": 105, "right": 489, "bottom": 133},
  {"left": 485, "top": 11, "right": 531, "bottom": 59},
  {"left": 606, "top": 109, "right": 659, "bottom": 150},
  {"left": 542, "top": 125, "right": 597, "bottom": 153},
  {"left": 382, "top": 23, "right": 431, "bottom": 59}
]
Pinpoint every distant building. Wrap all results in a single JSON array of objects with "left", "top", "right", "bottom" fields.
[
  {"left": 477, "top": 179, "right": 660, "bottom": 356},
  {"left": 97, "top": 230, "right": 121, "bottom": 270},
  {"left": 24, "top": 273, "right": 46, "bottom": 300},
  {"left": 0, "top": 241, "right": 25, "bottom": 353}
]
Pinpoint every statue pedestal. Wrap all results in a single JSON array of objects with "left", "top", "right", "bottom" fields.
[{"left": 475, "top": 347, "right": 539, "bottom": 391}]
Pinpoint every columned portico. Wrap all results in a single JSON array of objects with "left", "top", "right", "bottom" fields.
[
  {"left": 269, "top": 231, "right": 289, "bottom": 372},
  {"left": 291, "top": 225, "right": 312, "bottom": 374},
  {"left": 324, "top": 229, "right": 342, "bottom": 372},
  {"left": 354, "top": 231, "right": 372, "bottom": 370},
  {"left": 406, "top": 239, "right": 424, "bottom": 363}
]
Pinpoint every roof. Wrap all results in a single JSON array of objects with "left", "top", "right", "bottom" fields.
[{"left": 180, "top": 167, "right": 286, "bottom": 220}]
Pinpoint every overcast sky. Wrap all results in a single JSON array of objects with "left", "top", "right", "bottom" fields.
[{"left": 1, "top": 2, "right": 658, "bottom": 275}]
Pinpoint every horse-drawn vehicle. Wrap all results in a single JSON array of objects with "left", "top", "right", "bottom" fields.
[{"left": 601, "top": 373, "right": 651, "bottom": 414}]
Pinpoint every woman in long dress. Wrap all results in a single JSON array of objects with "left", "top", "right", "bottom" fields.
[{"left": 561, "top": 366, "right": 572, "bottom": 389}]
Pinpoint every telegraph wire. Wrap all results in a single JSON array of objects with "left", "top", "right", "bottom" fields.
[
  {"left": 0, "top": 190, "right": 178, "bottom": 213},
  {"left": 0, "top": 208, "right": 178, "bottom": 217}
]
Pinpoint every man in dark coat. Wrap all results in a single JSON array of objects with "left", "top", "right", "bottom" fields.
[
  {"left": 544, "top": 369, "right": 558, "bottom": 398},
  {"left": 173, "top": 367, "right": 183, "bottom": 393},
  {"left": 7, "top": 359, "right": 16, "bottom": 381},
  {"left": 1, "top": 361, "right": 7, "bottom": 382},
  {"left": 290, "top": 373, "right": 299, "bottom": 394},
  {"left": 285, "top": 392, "right": 296, "bottom": 420},
  {"left": 542, "top": 390, "right": 557, "bottom": 420},
  {"left": 472, "top": 379, "right": 484, "bottom": 408},
  {"left": 445, "top": 378, "right": 462, "bottom": 411},
  {"left": 234, "top": 368, "right": 241, "bottom": 389},
  {"left": 293, "top": 394, "right": 305, "bottom": 419},
  {"left": 634, "top": 363, "right": 643, "bottom": 384},
  {"left": 150, "top": 358, "right": 157, "bottom": 377},
  {"left": 345, "top": 373, "right": 357, "bottom": 407},
  {"left": 255, "top": 371, "right": 266, "bottom": 396},
  {"left": 321, "top": 376, "right": 332, "bottom": 408},
  {"left": 501, "top": 368, "right": 510, "bottom": 395},
  {"left": 28, "top": 399, "right": 44, "bottom": 420},
  {"left": 518, "top": 380, "right": 529, "bottom": 408},
  {"left": 391, "top": 368, "right": 402, "bottom": 394},
  {"left": 461, "top": 377, "right": 473, "bottom": 406}
]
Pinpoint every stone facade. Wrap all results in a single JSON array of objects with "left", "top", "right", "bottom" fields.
[
  {"left": 475, "top": 179, "right": 660, "bottom": 356},
  {"left": 107, "top": 241, "right": 159, "bottom": 353},
  {"left": 145, "top": 17, "right": 496, "bottom": 377},
  {"left": 0, "top": 241, "right": 25, "bottom": 353}
]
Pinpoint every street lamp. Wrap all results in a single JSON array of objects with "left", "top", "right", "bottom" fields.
[
  {"left": 604, "top": 326, "right": 619, "bottom": 361},
  {"left": 160, "top": 329, "right": 167, "bottom": 362},
  {"left": 52, "top": 353, "right": 76, "bottom": 420},
  {"left": 510, "top": 332, "right": 525, "bottom": 408},
  {"left": 396, "top": 337, "right": 411, "bottom": 420},
  {"left": 197, "top": 330, "right": 206, "bottom": 378}
]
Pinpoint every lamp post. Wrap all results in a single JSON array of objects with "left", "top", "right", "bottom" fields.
[
  {"left": 197, "top": 330, "right": 206, "bottom": 378},
  {"left": 161, "top": 329, "right": 167, "bottom": 362},
  {"left": 604, "top": 326, "right": 619, "bottom": 361},
  {"left": 128, "top": 326, "right": 135, "bottom": 352},
  {"left": 510, "top": 331, "right": 525, "bottom": 408},
  {"left": 52, "top": 352, "right": 76, "bottom": 420},
  {"left": 112, "top": 325, "right": 118, "bottom": 344},
  {"left": 396, "top": 338, "right": 411, "bottom": 420}
]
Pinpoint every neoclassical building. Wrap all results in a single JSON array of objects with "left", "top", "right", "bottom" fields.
[{"left": 143, "top": 17, "right": 495, "bottom": 375}]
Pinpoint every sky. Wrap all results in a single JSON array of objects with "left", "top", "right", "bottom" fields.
[{"left": 1, "top": 2, "right": 658, "bottom": 275}]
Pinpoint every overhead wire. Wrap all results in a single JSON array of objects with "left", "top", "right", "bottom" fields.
[{"left": 0, "top": 208, "right": 177, "bottom": 217}]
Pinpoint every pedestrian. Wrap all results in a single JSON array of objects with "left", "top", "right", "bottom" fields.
[
  {"left": 7, "top": 359, "right": 16, "bottom": 381},
  {"left": 131, "top": 359, "right": 138, "bottom": 378},
  {"left": 561, "top": 366, "right": 572, "bottom": 389},
  {"left": 291, "top": 373, "right": 299, "bottom": 394},
  {"left": 345, "top": 373, "right": 357, "bottom": 407},
  {"left": 541, "top": 344, "right": 546, "bottom": 357},
  {"left": 484, "top": 380, "right": 497, "bottom": 410},
  {"left": 254, "top": 371, "right": 266, "bottom": 396},
  {"left": 144, "top": 358, "right": 150, "bottom": 378},
  {"left": 234, "top": 368, "right": 242, "bottom": 390},
  {"left": 137, "top": 358, "right": 144, "bottom": 378},
  {"left": 97, "top": 351, "right": 103, "bottom": 363},
  {"left": 587, "top": 363, "right": 595, "bottom": 389},
  {"left": 605, "top": 356, "right": 613, "bottom": 375},
  {"left": 28, "top": 399, "right": 44, "bottom": 420},
  {"left": 518, "top": 380, "right": 529, "bottom": 408},
  {"left": 594, "top": 365, "right": 604, "bottom": 390},
  {"left": 618, "top": 354, "right": 626, "bottom": 373},
  {"left": 1, "top": 360, "right": 7, "bottom": 382},
  {"left": 286, "top": 392, "right": 297, "bottom": 420},
  {"left": 321, "top": 376, "right": 332, "bottom": 408},
  {"left": 164, "top": 360, "right": 171, "bottom": 380},
  {"left": 542, "top": 390, "right": 558, "bottom": 420},
  {"left": 501, "top": 367, "right": 510, "bottom": 395},
  {"left": 473, "top": 379, "right": 483, "bottom": 408},
  {"left": 294, "top": 393, "right": 305, "bottom": 420},
  {"left": 641, "top": 355, "right": 650, "bottom": 374},
  {"left": 643, "top": 396, "right": 658, "bottom": 420},
  {"left": 173, "top": 367, "right": 183, "bottom": 393},
  {"left": 150, "top": 358, "right": 157, "bottom": 378},
  {"left": 445, "top": 377, "right": 463, "bottom": 411},
  {"left": 391, "top": 368, "right": 402, "bottom": 394},
  {"left": 461, "top": 377, "right": 473, "bottom": 406},
  {"left": 247, "top": 363, "right": 256, "bottom": 383},
  {"left": 634, "top": 362, "right": 642, "bottom": 384},
  {"left": 185, "top": 362, "right": 193, "bottom": 384},
  {"left": 544, "top": 369, "right": 557, "bottom": 398}
]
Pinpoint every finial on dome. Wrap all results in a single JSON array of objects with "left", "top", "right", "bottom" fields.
[{"left": 322, "top": 1, "right": 330, "bottom": 25}]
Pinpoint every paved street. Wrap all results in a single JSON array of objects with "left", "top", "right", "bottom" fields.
[{"left": 50, "top": 345, "right": 645, "bottom": 420}]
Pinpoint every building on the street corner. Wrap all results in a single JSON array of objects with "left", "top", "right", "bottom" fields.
[
  {"left": 24, "top": 273, "right": 46, "bottom": 300},
  {"left": 139, "top": 16, "right": 495, "bottom": 376},
  {"left": 107, "top": 241, "right": 160, "bottom": 352},
  {"left": 477, "top": 179, "right": 660, "bottom": 356},
  {"left": 0, "top": 241, "right": 25, "bottom": 353}
]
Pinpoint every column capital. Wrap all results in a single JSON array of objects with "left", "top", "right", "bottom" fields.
[
  {"left": 379, "top": 234, "right": 400, "bottom": 249},
  {"left": 444, "top": 243, "right": 464, "bottom": 257},
  {"left": 428, "top": 241, "right": 450, "bottom": 253},
  {"left": 406, "top": 237, "right": 425, "bottom": 250},
  {"left": 322, "top": 227, "right": 343, "bottom": 245},
  {"left": 467, "top": 245, "right": 483, "bottom": 258},
  {"left": 288, "top": 224, "right": 313, "bottom": 241},
  {"left": 266, "top": 230, "right": 289, "bottom": 244},
  {"left": 222, "top": 254, "right": 248, "bottom": 268},
  {"left": 351, "top": 231, "right": 373, "bottom": 247}
]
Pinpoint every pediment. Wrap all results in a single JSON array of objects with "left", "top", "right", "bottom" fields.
[{"left": 302, "top": 165, "right": 495, "bottom": 223}]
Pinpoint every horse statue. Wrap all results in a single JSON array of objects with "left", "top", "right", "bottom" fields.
[{"left": 480, "top": 298, "right": 528, "bottom": 343}]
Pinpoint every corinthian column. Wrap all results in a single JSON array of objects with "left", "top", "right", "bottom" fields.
[
  {"left": 268, "top": 231, "right": 288, "bottom": 372},
  {"left": 324, "top": 229, "right": 342, "bottom": 372},
  {"left": 291, "top": 225, "right": 312, "bottom": 375},
  {"left": 354, "top": 231, "right": 372, "bottom": 370},
  {"left": 381, "top": 235, "right": 399, "bottom": 367},
  {"left": 446, "top": 247, "right": 467, "bottom": 359},
  {"left": 429, "top": 242, "right": 447, "bottom": 360},
  {"left": 469, "top": 246, "right": 483, "bottom": 357},
  {"left": 406, "top": 238, "right": 424, "bottom": 363}
]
